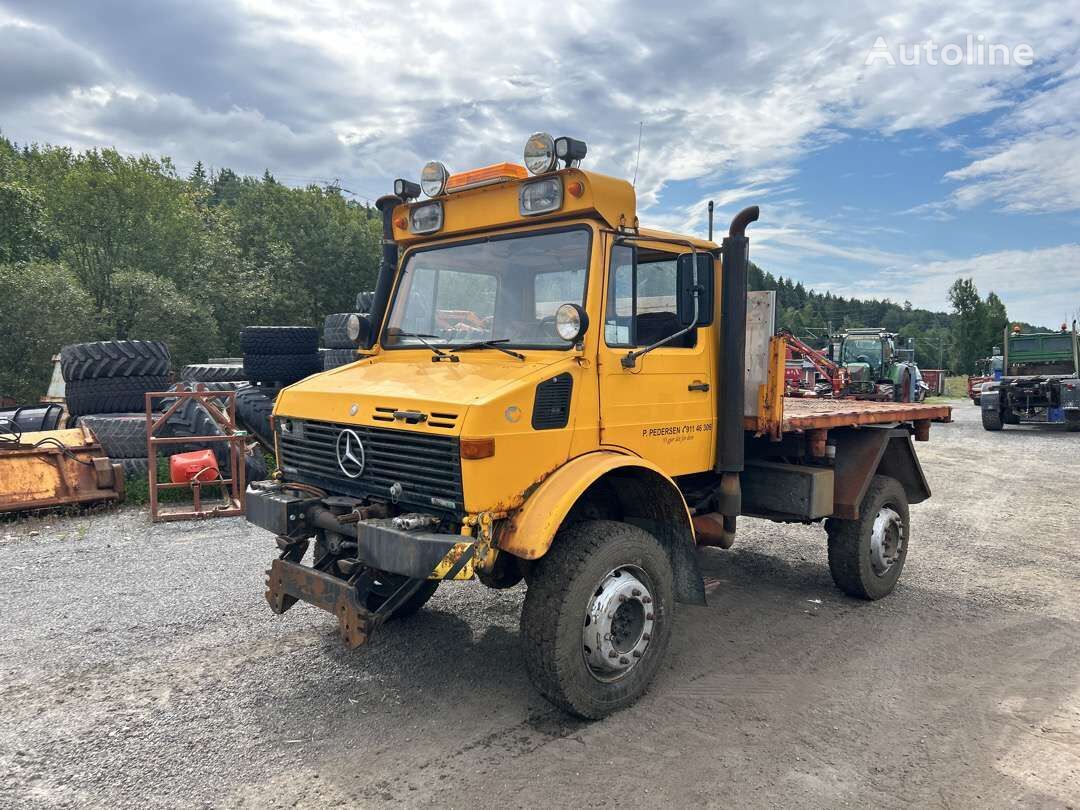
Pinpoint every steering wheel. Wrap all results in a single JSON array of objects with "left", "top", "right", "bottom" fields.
[{"left": 539, "top": 316, "right": 558, "bottom": 340}]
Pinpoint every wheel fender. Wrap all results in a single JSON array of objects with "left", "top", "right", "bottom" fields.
[
  {"left": 497, "top": 451, "right": 706, "bottom": 605},
  {"left": 980, "top": 388, "right": 1001, "bottom": 411}
]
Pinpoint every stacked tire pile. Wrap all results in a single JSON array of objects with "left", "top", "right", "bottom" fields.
[
  {"left": 322, "top": 313, "right": 362, "bottom": 370},
  {"left": 242, "top": 326, "right": 321, "bottom": 386},
  {"left": 61, "top": 340, "right": 171, "bottom": 479}
]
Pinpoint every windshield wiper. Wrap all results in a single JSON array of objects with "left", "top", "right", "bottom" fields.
[
  {"left": 390, "top": 332, "right": 458, "bottom": 362},
  {"left": 450, "top": 339, "right": 526, "bottom": 361}
]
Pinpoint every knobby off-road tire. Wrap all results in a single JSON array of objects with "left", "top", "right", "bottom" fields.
[
  {"left": 521, "top": 519, "right": 675, "bottom": 719},
  {"left": 235, "top": 385, "right": 277, "bottom": 447},
  {"left": 180, "top": 364, "right": 247, "bottom": 383},
  {"left": 982, "top": 407, "right": 1004, "bottom": 431},
  {"left": 76, "top": 413, "right": 156, "bottom": 458},
  {"left": 240, "top": 326, "right": 319, "bottom": 356},
  {"left": 825, "top": 475, "right": 910, "bottom": 600},
  {"left": 322, "top": 313, "right": 361, "bottom": 349},
  {"left": 65, "top": 375, "right": 170, "bottom": 417},
  {"left": 322, "top": 348, "right": 357, "bottom": 370},
  {"left": 243, "top": 353, "right": 320, "bottom": 385},
  {"left": 60, "top": 340, "right": 171, "bottom": 381}
]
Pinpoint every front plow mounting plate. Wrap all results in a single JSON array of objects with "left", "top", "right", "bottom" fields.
[{"left": 265, "top": 558, "right": 373, "bottom": 648}]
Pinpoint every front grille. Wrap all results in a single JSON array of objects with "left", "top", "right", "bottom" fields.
[{"left": 278, "top": 419, "right": 463, "bottom": 512}]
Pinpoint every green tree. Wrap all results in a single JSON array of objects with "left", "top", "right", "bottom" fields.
[
  {"left": 0, "top": 262, "right": 95, "bottom": 402},
  {"left": 947, "top": 277, "right": 986, "bottom": 374},
  {"left": 983, "top": 291, "right": 1009, "bottom": 354},
  {"left": 0, "top": 182, "right": 48, "bottom": 263}
]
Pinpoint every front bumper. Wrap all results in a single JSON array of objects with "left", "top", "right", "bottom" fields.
[
  {"left": 247, "top": 484, "right": 479, "bottom": 647},
  {"left": 245, "top": 484, "right": 476, "bottom": 580}
]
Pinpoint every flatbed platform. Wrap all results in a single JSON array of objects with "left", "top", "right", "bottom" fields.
[{"left": 745, "top": 398, "right": 952, "bottom": 433}]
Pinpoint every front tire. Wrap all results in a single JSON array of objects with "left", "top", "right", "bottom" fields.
[
  {"left": 825, "top": 475, "right": 909, "bottom": 600},
  {"left": 520, "top": 520, "right": 674, "bottom": 719}
]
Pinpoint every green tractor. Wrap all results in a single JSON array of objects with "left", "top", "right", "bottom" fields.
[{"left": 830, "top": 328, "right": 925, "bottom": 403}]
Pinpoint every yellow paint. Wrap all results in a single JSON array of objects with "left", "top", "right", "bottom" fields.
[
  {"left": 271, "top": 156, "right": 727, "bottom": 564},
  {"left": 496, "top": 451, "right": 691, "bottom": 560},
  {"left": 429, "top": 541, "right": 478, "bottom": 580}
]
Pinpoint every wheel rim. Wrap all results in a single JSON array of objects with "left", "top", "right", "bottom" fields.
[
  {"left": 870, "top": 506, "right": 904, "bottom": 576},
  {"left": 582, "top": 565, "right": 656, "bottom": 682}
]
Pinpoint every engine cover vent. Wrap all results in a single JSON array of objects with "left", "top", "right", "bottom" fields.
[{"left": 532, "top": 373, "right": 573, "bottom": 430}]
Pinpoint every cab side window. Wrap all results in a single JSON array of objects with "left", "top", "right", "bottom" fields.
[{"left": 604, "top": 245, "right": 694, "bottom": 349}]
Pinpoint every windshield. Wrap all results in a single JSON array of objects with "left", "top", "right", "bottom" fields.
[
  {"left": 842, "top": 337, "right": 883, "bottom": 368},
  {"left": 383, "top": 228, "right": 590, "bottom": 349}
]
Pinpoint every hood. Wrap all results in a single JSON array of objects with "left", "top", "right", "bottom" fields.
[{"left": 274, "top": 350, "right": 569, "bottom": 431}]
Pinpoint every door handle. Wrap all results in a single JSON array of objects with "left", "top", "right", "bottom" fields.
[{"left": 688, "top": 381, "right": 710, "bottom": 392}]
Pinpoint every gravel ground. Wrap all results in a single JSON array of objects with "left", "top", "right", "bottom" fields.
[{"left": 2, "top": 400, "right": 1079, "bottom": 808}]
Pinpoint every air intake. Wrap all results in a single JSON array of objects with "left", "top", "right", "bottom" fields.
[{"left": 532, "top": 374, "right": 573, "bottom": 430}]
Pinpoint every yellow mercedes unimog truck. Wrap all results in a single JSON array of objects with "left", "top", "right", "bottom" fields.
[{"left": 247, "top": 133, "right": 950, "bottom": 718}]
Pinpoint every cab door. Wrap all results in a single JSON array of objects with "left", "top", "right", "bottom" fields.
[{"left": 597, "top": 240, "right": 716, "bottom": 476}]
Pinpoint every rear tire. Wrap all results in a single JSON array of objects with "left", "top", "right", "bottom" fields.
[
  {"left": 521, "top": 519, "right": 674, "bottom": 719},
  {"left": 825, "top": 475, "right": 909, "bottom": 600},
  {"left": 982, "top": 407, "right": 1003, "bottom": 431}
]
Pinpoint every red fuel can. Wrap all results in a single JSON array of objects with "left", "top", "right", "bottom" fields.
[{"left": 169, "top": 449, "right": 220, "bottom": 484}]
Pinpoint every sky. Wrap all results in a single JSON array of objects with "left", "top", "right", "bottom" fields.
[{"left": 1, "top": 0, "right": 1078, "bottom": 326}]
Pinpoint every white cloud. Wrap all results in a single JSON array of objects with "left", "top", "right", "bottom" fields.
[{"left": 819, "top": 243, "right": 1080, "bottom": 326}]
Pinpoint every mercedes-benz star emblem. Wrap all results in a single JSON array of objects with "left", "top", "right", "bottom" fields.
[{"left": 335, "top": 429, "right": 366, "bottom": 478}]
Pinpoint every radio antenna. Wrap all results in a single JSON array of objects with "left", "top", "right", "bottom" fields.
[{"left": 632, "top": 121, "right": 643, "bottom": 187}]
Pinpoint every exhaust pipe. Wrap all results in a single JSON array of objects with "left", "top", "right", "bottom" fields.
[
  {"left": 704, "top": 205, "right": 759, "bottom": 543},
  {"left": 715, "top": 205, "right": 758, "bottom": 475},
  {"left": 365, "top": 194, "right": 404, "bottom": 349}
]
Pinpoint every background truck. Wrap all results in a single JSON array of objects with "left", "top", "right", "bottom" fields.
[
  {"left": 247, "top": 132, "right": 951, "bottom": 719},
  {"left": 981, "top": 325, "right": 1080, "bottom": 431},
  {"left": 829, "top": 328, "right": 925, "bottom": 402}
]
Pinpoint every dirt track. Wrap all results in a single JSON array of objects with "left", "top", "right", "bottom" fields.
[{"left": 2, "top": 400, "right": 1079, "bottom": 808}]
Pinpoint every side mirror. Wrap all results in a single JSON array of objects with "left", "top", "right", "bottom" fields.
[{"left": 676, "top": 252, "right": 714, "bottom": 327}]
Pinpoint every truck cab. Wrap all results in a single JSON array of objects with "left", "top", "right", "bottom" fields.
[{"left": 247, "top": 132, "right": 946, "bottom": 718}]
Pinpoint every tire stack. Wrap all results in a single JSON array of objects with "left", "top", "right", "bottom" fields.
[
  {"left": 322, "top": 313, "right": 361, "bottom": 370},
  {"left": 60, "top": 340, "right": 172, "bottom": 479},
  {"left": 61, "top": 340, "right": 171, "bottom": 419},
  {"left": 242, "top": 327, "right": 320, "bottom": 386}
]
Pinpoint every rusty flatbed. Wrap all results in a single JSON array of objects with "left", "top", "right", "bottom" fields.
[{"left": 745, "top": 398, "right": 952, "bottom": 434}]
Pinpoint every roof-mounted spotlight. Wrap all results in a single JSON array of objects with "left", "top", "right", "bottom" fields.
[
  {"left": 555, "top": 136, "right": 587, "bottom": 167},
  {"left": 523, "top": 132, "right": 557, "bottom": 175},
  {"left": 420, "top": 161, "right": 451, "bottom": 197},
  {"left": 393, "top": 178, "right": 422, "bottom": 201}
]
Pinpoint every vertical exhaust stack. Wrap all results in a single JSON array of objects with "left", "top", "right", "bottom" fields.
[
  {"left": 365, "top": 194, "right": 404, "bottom": 349},
  {"left": 699, "top": 205, "right": 757, "bottom": 546},
  {"left": 716, "top": 205, "right": 759, "bottom": 475}
]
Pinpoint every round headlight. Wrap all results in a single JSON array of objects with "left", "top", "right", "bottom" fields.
[
  {"left": 555, "top": 303, "right": 589, "bottom": 342},
  {"left": 420, "top": 161, "right": 450, "bottom": 197},
  {"left": 524, "top": 132, "right": 557, "bottom": 175},
  {"left": 346, "top": 313, "right": 362, "bottom": 342}
]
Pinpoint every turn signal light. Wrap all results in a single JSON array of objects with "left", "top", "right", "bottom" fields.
[
  {"left": 460, "top": 437, "right": 496, "bottom": 459},
  {"left": 567, "top": 180, "right": 585, "bottom": 198}
]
